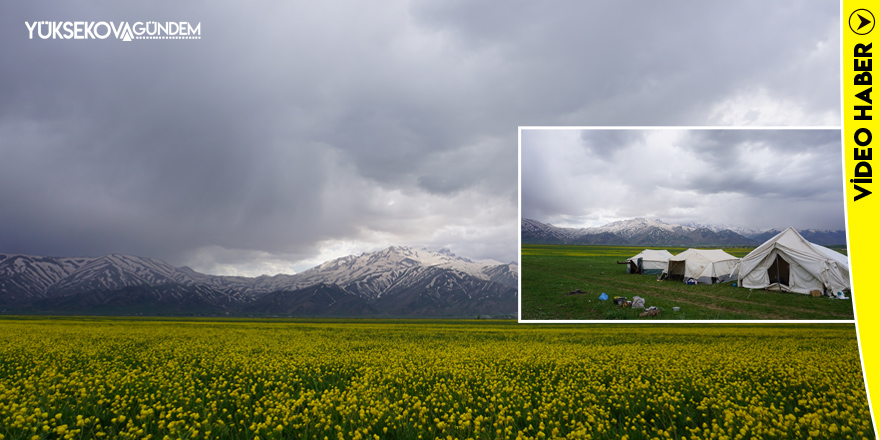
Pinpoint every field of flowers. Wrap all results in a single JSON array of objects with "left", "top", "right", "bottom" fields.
[{"left": 0, "top": 318, "right": 873, "bottom": 440}]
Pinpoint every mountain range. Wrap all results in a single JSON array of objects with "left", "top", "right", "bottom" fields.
[
  {"left": 522, "top": 218, "right": 847, "bottom": 247},
  {"left": 0, "top": 247, "right": 518, "bottom": 317}
]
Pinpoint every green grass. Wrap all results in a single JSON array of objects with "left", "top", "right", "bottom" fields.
[{"left": 521, "top": 244, "right": 855, "bottom": 320}]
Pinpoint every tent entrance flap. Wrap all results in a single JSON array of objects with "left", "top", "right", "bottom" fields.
[
  {"left": 626, "top": 258, "right": 644, "bottom": 274},
  {"left": 767, "top": 254, "right": 790, "bottom": 288},
  {"left": 667, "top": 260, "right": 686, "bottom": 280}
]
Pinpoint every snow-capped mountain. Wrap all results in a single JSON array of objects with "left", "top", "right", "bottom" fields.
[
  {"left": 590, "top": 218, "right": 683, "bottom": 236},
  {"left": 522, "top": 218, "right": 754, "bottom": 246},
  {"left": 285, "top": 246, "right": 513, "bottom": 297},
  {"left": 521, "top": 218, "right": 846, "bottom": 247},
  {"left": 520, "top": 219, "right": 621, "bottom": 245},
  {"left": 45, "top": 254, "right": 189, "bottom": 296},
  {"left": 0, "top": 254, "right": 89, "bottom": 303},
  {"left": 746, "top": 228, "right": 846, "bottom": 247},
  {"left": 681, "top": 222, "right": 766, "bottom": 236},
  {"left": 0, "top": 247, "right": 517, "bottom": 317},
  {"left": 0, "top": 253, "right": 245, "bottom": 309},
  {"left": 0, "top": 253, "right": 185, "bottom": 302}
]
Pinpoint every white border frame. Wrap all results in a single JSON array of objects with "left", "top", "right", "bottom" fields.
[{"left": 517, "top": 125, "right": 852, "bottom": 325}]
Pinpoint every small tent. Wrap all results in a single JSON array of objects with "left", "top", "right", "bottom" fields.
[
  {"left": 737, "top": 227, "right": 849, "bottom": 295},
  {"left": 662, "top": 248, "right": 739, "bottom": 284},
  {"left": 624, "top": 249, "right": 673, "bottom": 274}
]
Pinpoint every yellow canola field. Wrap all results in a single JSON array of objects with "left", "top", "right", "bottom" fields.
[{"left": 0, "top": 319, "right": 873, "bottom": 440}]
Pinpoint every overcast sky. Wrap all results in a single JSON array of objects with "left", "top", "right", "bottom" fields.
[
  {"left": 521, "top": 129, "right": 845, "bottom": 231},
  {"left": 0, "top": 2, "right": 840, "bottom": 275}
]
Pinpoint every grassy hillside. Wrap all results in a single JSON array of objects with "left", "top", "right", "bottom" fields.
[{"left": 521, "top": 244, "right": 854, "bottom": 320}]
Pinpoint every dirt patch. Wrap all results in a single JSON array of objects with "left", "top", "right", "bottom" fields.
[{"left": 563, "top": 289, "right": 590, "bottom": 295}]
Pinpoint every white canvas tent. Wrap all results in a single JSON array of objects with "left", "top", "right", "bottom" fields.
[
  {"left": 737, "top": 227, "right": 850, "bottom": 295},
  {"left": 625, "top": 249, "right": 673, "bottom": 274},
  {"left": 662, "top": 248, "right": 739, "bottom": 284}
]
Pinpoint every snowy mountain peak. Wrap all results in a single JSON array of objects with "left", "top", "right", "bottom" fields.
[
  {"left": 286, "top": 245, "right": 515, "bottom": 296},
  {"left": 682, "top": 222, "right": 765, "bottom": 236},
  {"left": 0, "top": 247, "right": 518, "bottom": 316},
  {"left": 437, "top": 248, "right": 457, "bottom": 257},
  {"left": 523, "top": 217, "right": 846, "bottom": 247},
  {"left": 352, "top": 246, "right": 478, "bottom": 266},
  {"left": 588, "top": 217, "right": 690, "bottom": 238}
]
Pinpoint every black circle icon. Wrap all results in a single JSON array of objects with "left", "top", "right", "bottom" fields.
[{"left": 849, "top": 9, "right": 875, "bottom": 35}]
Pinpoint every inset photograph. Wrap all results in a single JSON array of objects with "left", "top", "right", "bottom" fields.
[{"left": 520, "top": 128, "right": 852, "bottom": 321}]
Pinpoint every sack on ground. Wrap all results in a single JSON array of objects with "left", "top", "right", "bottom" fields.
[{"left": 632, "top": 296, "right": 645, "bottom": 309}]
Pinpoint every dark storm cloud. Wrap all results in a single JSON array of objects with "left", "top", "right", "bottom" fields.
[
  {"left": 412, "top": 0, "right": 839, "bottom": 126},
  {"left": 522, "top": 129, "right": 845, "bottom": 231},
  {"left": 0, "top": 1, "right": 840, "bottom": 274},
  {"left": 667, "top": 130, "right": 843, "bottom": 200},
  {"left": 578, "top": 130, "right": 647, "bottom": 162}
]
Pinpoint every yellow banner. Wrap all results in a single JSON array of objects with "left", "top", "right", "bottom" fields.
[{"left": 844, "top": 0, "right": 879, "bottom": 432}]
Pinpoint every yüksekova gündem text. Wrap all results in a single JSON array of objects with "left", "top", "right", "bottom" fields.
[{"left": 25, "top": 21, "right": 200, "bottom": 40}]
